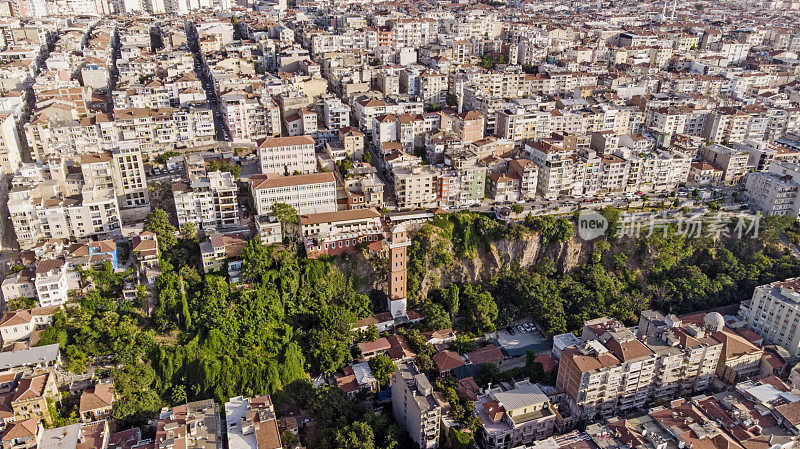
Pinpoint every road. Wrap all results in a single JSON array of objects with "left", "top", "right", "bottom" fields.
[{"left": 185, "top": 23, "right": 231, "bottom": 142}]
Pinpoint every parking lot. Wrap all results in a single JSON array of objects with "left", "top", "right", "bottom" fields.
[{"left": 495, "top": 319, "right": 552, "bottom": 357}]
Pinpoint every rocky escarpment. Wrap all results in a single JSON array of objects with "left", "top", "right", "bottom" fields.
[{"left": 340, "top": 225, "right": 595, "bottom": 297}]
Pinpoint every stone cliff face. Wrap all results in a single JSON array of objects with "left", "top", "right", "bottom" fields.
[
  {"left": 343, "top": 228, "right": 593, "bottom": 297},
  {"left": 416, "top": 232, "right": 592, "bottom": 297}
]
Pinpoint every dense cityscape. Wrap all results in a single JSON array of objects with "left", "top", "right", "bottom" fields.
[{"left": 0, "top": 0, "right": 798, "bottom": 447}]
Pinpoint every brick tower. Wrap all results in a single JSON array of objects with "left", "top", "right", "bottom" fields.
[{"left": 387, "top": 224, "right": 409, "bottom": 320}]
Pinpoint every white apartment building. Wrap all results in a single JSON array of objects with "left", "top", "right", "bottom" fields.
[
  {"left": 558, "top": 313, "right": 723, "bottom": 420},
  {"left": 745, "top": 162, "right": 800, "bottom": 217},
  {"left": 390, "top": 19, "right": 438, "bottom": 49},
  {"left": 739, "top": 278, "right": 800, "bottom": 357},
  {"left": 173, "top": 171, "right": 237, "bottom": 232},
  {"left": 352, "top": 98, "right": 423, "bottom": 132},
  {"left": 115, "top": 106, "right": 215, "bottom": 153},
  {"left": 220, "top": 91, "right": 281, "bottom": 142},
  {"left": 393, "top": 165, "right": 438, "bottom": 209},
  {"left": 525, "top": 142, "right": 575, "bottom": 199},
  {"left": 392, "top": 362, "right": 443, "bottom": 449},
  {"left": 323, "top": 98, "right": 351, "bottom": 130},
  {"left": 250, "top": 172, "right": 337, "bottom": 215},
  {"left": 9, "top": 179, "right": 122, "bottom": 249},
  {"left": 0, "top": 113, "right": 22, "bottom": 175},
  {"left": 702, "top": 143, "right": 750, "bottom": 185},
  {"left": 704, "top": 108, "right": 750, "bottom": 145},
  {"left": 258, "top": 135, "right": 317, "bottom": 175},
  {"left": 34, "top": 259, "right": 69, "bottom": 307},
  {"left": 110, "top": 143, "right": 150, "bottom": 220}
]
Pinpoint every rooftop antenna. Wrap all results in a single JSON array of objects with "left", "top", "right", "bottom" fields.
[
  {"left": 671, "top": 0, "right": 676, "bottom": 21},
  {"left": 661, "top": 0, "right": 667, "bottom": 22}
]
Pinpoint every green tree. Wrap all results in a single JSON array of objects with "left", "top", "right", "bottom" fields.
[
  {"left": 271, "top": 202, "right": 298, "bottom": 239},
  {"left": 460, "top": 285, "right": 498, "bottom": 332},
  {"left": 451, "top": 334, "right": 477, "bottom": 354},
  {"left": 511, "top": 204, "right": 524, "bottom": 215},
  {"left": 335, "top": 422, "right": 375, "bottom": 449},
  {"left": 207, "top": 160, "right": 241, "bottom": 177},
  {"left": 364, "top": 325, "right": 380, "bottom": 342},
  {"left": 144, "top": 208, "right": 177, "bottom": 253},
  {"left": 181, "top": 222, "right": 198, "bottom": 241},
  {"left": 445, "top": 284, "right": 460, "bottom": 319},
  {"left": 368, "top": 354, "right": 395, "bottom": 387},
  {"left": 64, "top": 346, "right": 88, "bottom": 373},
  {"left": 421, "top": 302, "right": 452, "bottom": 331},
  {"left": 449, "top": 428, "right": 476, "bottom": 449},
  {"left": 169, "top": 385, "right": 187, "bottom": 405}
]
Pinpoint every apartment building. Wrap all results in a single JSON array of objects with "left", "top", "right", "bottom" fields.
[
  {"left": 704, "top": 107, "right": 750, "bottom": 144},
  {"left": 9, "top": 177, "right": 122, "bottom": 250},
  {"left": 258, "top": 135, "right": 316, "bottom": 175},
  {"left": 352, "top": 98, "right": 423, "bottom": 132},
  {"left": 745, "top": 162, "right": 800, "bottom": 217},
  {"left": 300, "top": 208, "right": 384, "bottom": 258},
  {"left": 702, "top": 143, "right": 750, "bottom": 185},
  {"left": 33, "top": 259, "right": 68, "bottom": 307},
  {"left": 155, "top": 400, "right": 222, "bottom": 449},
  {"left": 475, "top": 381, "right": 557, "bottom": 449},
  {"left": 224, "top": 396, "right": 282, "bottom": 449},
  {"left": 392, "top": 362, "right": 444, "bottom": 449},
  {"left": 343, "top": 165, "right": 384, "bottom": 209},
  {"left": 393, "top": 165, "right": 438, "bottom": 209},
  {"left": 219, "top": 91, "right": 281, "bottom": 141},
  {"left": 9, "top": 372, "right": 59, "bottom": 424},
  {"left": 250, "top": 172, "right": 337, "bottom": 215},
  {"left": 0, "top": 113, "right": 22, "bottom": 175},
  {"left": 389, "top": 19, "right": 438, "bottom": 49},
  {"left": 338, "top": 127, "right": 365, "bottom": 161},
  {"left": 557, "top": 312, "right": 723, "bottom": 420},
  {"left": 323, "top": 98, "right": 351, "bottom": 130},
  {"left": 739, "top": 278, "right": 800, "bottom": 357},
  {"left": 114, "top": 106, "right": 215, "bottom": 153},
  {"left": 173, "top": 171, "right": 238, "bottom": 232},
  {"left": 452, "top": 111, "right": 484, "bottom": 145},
  {"left": 526, "top": 142, "right": 574, "bottom": 200},
  {"left": 111, "top": 143, "right": 150, "bottom": 219}
]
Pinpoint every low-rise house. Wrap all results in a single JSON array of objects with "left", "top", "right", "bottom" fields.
[
  {"left": 300, "top": 209, "right": 384, "bottom": 258},
  {"left": 155, "top": 400, "right": 222, "bottom": 449},
  {"left": 387, "top": 334, "right": 415, "bottom": 361},
  {"left": 78, "top": 383, "right": 115, "bottom": 422},
  {"left": 433, "top": 350, "right": 464, "bottom": 376},
  {"left": 224, "top": 396, "right": 281, "bottom": 449},
  {"left": 422, "top": 329, "right": 456, "bottom": 348},
  {"left": 0, "top": 307, "right": 57, "bottom": 346},
  {"left": 132, "top": 231, "right": 160, "bottom": 286},
  {"left": 9, "top": 372, "right": 58, "bottom": 424},
  {"left": 1, "top": 418, "right": 42, "bottom": 449},
  {"left": 0, "top": 345, "right": 60, "bottom": 375},
  {"left": 465, "top": 344, "right": 504, "bottom": 367},
  {"left": 359, "top": 338, "right": 391, "bottom": 360},
  {"left": 255, "top": 216, "right": 282, "bottom": 245},
  {"left": 475, "top": 381, "right": 557, "bottom": 449},
  {"left": 66, "top": 240, "right": 118, "bottom": 271},
  {"left": 200, "top": 233, "right": 247, "bottom": 281},
  {"left": 689, "top": 162, "right": 724, "bottom": 186},
  {"left": 0, "top": 272, "right": 36, "bottom": 305},
  {"left": 334, "top": 363, "right": 378, "bottom": 398},
  {"left": 39, "top": 420, "right": 110, "bottom": 449}
]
